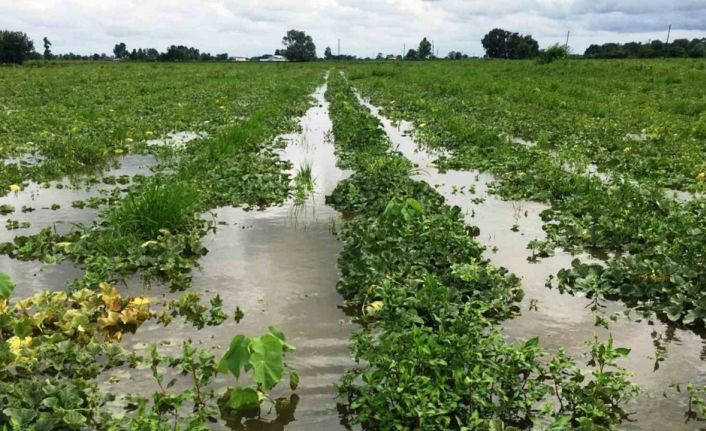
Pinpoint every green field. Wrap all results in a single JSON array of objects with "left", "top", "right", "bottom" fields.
[{"left": 0, "top": 60, "right": 705, "bottom": 430}]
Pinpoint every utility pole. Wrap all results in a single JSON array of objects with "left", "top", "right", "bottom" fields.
[
  {"left": 403, "top": 43, "right": 405, "bottom": 59},
  {"left": 337, "top": 39, "right": 341, "bottom": 57},
  {"left": 666, "top": 24, "right": 672, "bottom": 44},
  {"left": 565, "top": 30, "right": 570, "bottom": 51}
]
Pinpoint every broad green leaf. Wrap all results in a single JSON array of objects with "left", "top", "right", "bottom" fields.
[
  {"left": 3, "top": 408, "right": 37, "bottom": 427},
  {"left": 227, "top": 387, "right": 260, "bottom": 410},
  {"left": 268, "top": 326, "right": 286, "bottom": 342},
  {"left": 218, "top": 334, "right": 251, "bottom": 379},
  {"left": 250, "top": 334, "right": 284, "bottom": 390},
  {"left": 13, "top": 318, "right": 34, "bottom": 338},
  {"left": 614, "top": 347, "right": 631, "bottom": 357},
  {"left": 0, "top": 273, "right": 14, "bottom": 300},
  {"left": 62, "top": 410, "right": 87, "bottom": 427}
]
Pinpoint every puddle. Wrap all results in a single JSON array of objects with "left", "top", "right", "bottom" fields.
[
  {"left": 0, "top": 154, "right": 157, "bottom": 296},
  {"left": 101, "top": 81, "right": 354, "bottom": 430},
  {"left": 359, "top": 95, "right": 706, "bottom": 430},
  {"left": 144, "top": 131, "right": 206, "bottom": 149},
  {"left": 626, "top": 132, "right": 648, "bottom": 142}
]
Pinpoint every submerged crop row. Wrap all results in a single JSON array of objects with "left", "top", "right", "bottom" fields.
[
  {"left": 1, "top": 64, "right": 322, "bottom": 291},
  {"left": 325, "top": 70, "right": 637, "bottom": 430},
  {"left": 0, "top": 64, "right": 324, "bottom": 429},
  {"left": 342, "top": 60, "right": 706, "bottom": 329}
]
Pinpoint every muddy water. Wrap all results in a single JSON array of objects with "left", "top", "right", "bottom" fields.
[
  {"left": 0, "top": 154, "right": 157, "bottom": 296},
  {"left": 103, "top": 83, "right": 354, "bottom": 430},
  {"left": 360, "top": 97, "right": 706, "bottom": 430}
]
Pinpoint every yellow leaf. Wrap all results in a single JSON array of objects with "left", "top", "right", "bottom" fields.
[
  {"left": 8, "top": 184, "right": 21, "bottom": 192},
  {"left": 98, "top": 311, "right": 122, "bottom": 330},
  {"left": 365, "top": 300, "right": 384, "bottom": 315},
  {"left": 130, "top": 297, "right": 151, "bottom": 307}
]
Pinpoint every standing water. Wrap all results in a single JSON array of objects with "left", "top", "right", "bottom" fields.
[
  {"left": 358, "top": 95, "right": 706, "bottom": 430},
  {"left": 102, "top": 81, "right": 355, "bottom": 430}
]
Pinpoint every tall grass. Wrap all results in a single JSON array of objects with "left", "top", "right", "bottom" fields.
[{"left": 107, "top": 177, "right": 201, "bottom": 240}]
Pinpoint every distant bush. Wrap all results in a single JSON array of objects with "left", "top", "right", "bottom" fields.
[{"left": 537, "top": 44, "right": 569, "bottom": 64}]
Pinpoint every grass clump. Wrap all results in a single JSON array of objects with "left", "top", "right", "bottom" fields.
[{"left": 107, "top": 177, "right": 201, "bottom": 241}]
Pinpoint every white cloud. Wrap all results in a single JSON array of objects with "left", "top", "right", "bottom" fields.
[{"left": 0, "top": 0, "right": 704, "bottom": 57}]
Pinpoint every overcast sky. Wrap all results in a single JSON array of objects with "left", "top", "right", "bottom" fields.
[{"left": 1, "top": 0, "right": 705, "bottom": 57}]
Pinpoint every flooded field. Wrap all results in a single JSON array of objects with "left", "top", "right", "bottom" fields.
[
  {"left": 2, "top": 60, "right": 705, "bottom": 430},
  {"left": 99, "top": 83, "right": 355, "bottom": 430},
  {"left": 359, "top": 95, "right": 706, "bottom": 430}
]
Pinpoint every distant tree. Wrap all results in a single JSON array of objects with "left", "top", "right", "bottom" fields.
[
  {"left": 324, "top": 46, "right": 332, "bottom": 60},
  {"left": 113, "top": 42, "right": 128, "bottom": 59},
  {"left": 581, "top": 38, "right": 706, "bottom": 59},
  {"left": 447, "top": 51, "right": 465, "bottom": 60},
  {"left": 404, "top": 48, "right": 418, "bottom": 60},
  {"left": 511, "top": 34, "right": 539, "bottom": 59},
  {"left": 281, "top": 29, "right": 316, "bottom": 62},
  {"left": 689, "top": 42, "right": 706, "bottom": 58},
  {"left": 160, "top": 45, "right": 200, "bottom": 61},
  {"left": 376, "top": 52, "right": 384, "bottom": 60},
  {"left": 42, "top": 37, "right": 52, "bottom": 60},
  {"left": 0, "top": 31, "right": 35, "bottom": 64},
  {"left": 481, "top": 28, "right": 538, "bottom": 59},
  {"left": 418, "top": 37, "right": 432, "bottom": 60},
  {"left": 481, "top": 28, "right": 511, "bottom": 58},
  {"left": 215, "top": 53, "right": 228, "bottom": 61}
]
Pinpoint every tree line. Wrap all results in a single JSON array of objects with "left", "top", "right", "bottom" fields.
[
  {"left": 584, "top": 38, "right": 706, "bottom": 58},
  {"left": 0, "top": 29, "right": 318, "bottom": 64},
  {"left": 3, "top": 26, "right": 706, "bottom": 65}
]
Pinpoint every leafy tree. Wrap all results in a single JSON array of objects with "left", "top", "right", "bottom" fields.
[
  {"left": 404, "top": 48, "right": 418, "bottom": 60},
  {"left": 324, "top": 46, "right": 332, "bottom": 60},
  {"left": 481, "top": 28, "right": 539, "bottom": 59},
  {"left": 281, "top": 29, "right": 316, "bottom": 62},
  {"left": 160, "top": 45, "right": 201, "bottom": 61},
  {"left": 418, "top": 37, "right": 432, "bottom": 60},
  {"left": 42, "top": 37, "right": 52, "bottom": 60},
  {"left": 0, "top": 30, "right": 35, "bottom": 64},
  {"left": 689, "top": 42, "right": 706, "bottom": 58},
  {"left": 113, "top": 42, "right": 127, "bottom": 59}
]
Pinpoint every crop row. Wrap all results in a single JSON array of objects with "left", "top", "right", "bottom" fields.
[
  {"left": 0, "top": 65, "right": 323, "bottom": 429},
  {"left": 1, "top": 64, "right": 322, "bottom": 291},
  {"left": 344, "top": 60, "right": 706, "bottom": 191},
  {"left": 342, "top": 60, "right": 706, "bottom": 329},
  {"left": 0, "top": 63, "right": 325, "bottom": 194},
  {"left": 325, "top": 70, "right": 636, "bottom": 430}
]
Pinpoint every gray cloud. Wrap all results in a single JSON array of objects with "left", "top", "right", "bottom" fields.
[{"left": 0, "top": 0, "right": 704, "bottom": 57}]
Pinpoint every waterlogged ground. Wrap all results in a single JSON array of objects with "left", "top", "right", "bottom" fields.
[
  {"left": 0, "top": 154, "right": 158, "bottom": 296},
  {"left": 359, "top": 95, "right": 706, "bottom": 431},
  {"left": 100, "top": 83, "right": 355, "bottom": 430}
]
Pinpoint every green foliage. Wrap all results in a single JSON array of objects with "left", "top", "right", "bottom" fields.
[
  {"left": 281, "top": 29, "right": 317, "bottom": 62},
  {"left": 340, "top": 59, "right": 706, "bottom": 328},
  {"left": 0, "top": 30, "right": 35, "bottom": 64},
  {"left": 0, "top": 273, "right": 13, "bottom": 299},
  {"left": 537, "top": 44, "right": 569, "bottom": 64},
  {"left": 325, "top": 70, "right": 637, "bottom": 429},
  {"left": 108, "top": 177, "right": 201, "bottom": 240},
  {"left": 482, "top": 28, "right": 540, "bottom": 59}
]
